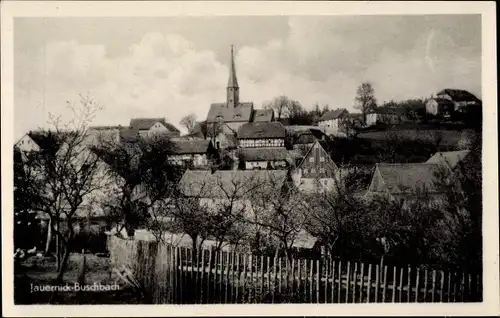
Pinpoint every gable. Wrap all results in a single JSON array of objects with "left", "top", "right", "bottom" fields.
[
  {"left": 297, "top": 141, "right": 338, "bottom": 178},
  {"left": 15, "top": 134, "right": 40, "bottom": 151}
]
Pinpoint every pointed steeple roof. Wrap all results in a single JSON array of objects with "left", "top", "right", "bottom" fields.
[{"left": 227, "top": 45, "right": 239, "bottom": 88}]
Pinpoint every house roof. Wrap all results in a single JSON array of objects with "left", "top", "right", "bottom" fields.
[
  {"left": 436, "top": 89, "right": 481, "bottom": 103},
  {"left": 178, "top": 170, "right": 288, "bottom": 198},
  {"left": 253, "top": 109, "right": 274, "bottom": 122},
  {"left": 318, "top": 108, "right": 349, "bottom": 121},
  {"left": 426, "top": 150, "right": 470, "bottom": 169},
  {"left": 129, "top": 118, "right": 180, "bottom": 132},
  {"left": 171, "top": 140, "right": 212, "bottom": 154},
  {"left": 237, "top": 122, "right": 286, "bottom": 139},
  {"left": 206, "top": 102, "right": 254, "bottom": 123},
  {"left": 88, "top": 125, "right": 122, "bottom": 130},
  {"left": 374, "top": 163, "right": 442, "bottom": 194},
  {"left": 240, "top": 147, "right": 293, "bottom": 162},
  {"left": 119, "top": 127, "right": 139, "bottom": 143}
]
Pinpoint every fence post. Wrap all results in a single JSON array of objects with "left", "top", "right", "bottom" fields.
[
  {"left": 297, "top": 259, "right": 301, "bottom": 301},
  {"left": 331, "top": 260, "right": 335, "bottom": 303},
  {"left": 325, "top": 258, "right": 329, "bottom": 303},
  {"left": 345, "top": 261, "right": 351, "bottom": 303},
  {"left": 337, "top": 260, "right": 342, "bottom": 303},
  {"left": 266, "top": 256, "right": 271, "bottom": 303},
  {"left": 431, "top": 270, "right": 437, "bottom": 303},
  {"left": 224, "top": 252, "right": 229, "bottom": 303},
  {"left": 391, "top": 266, "right": 396, "bottom": 303},
  {"left": 366, "top": 263, "right": 372, "bottom": 303},
  {"left": 259, "top": 255, "right": 264, "bottom": 302},
  {"left": 309, "top": 259, "right": 314, "bottom": 303},
  {"left": 398, "top": 267, "right": 403, "bottom": 302},
  {"left": 206, "top": 249, "right": 212, "bottom": 304},
  {"left": 374, "top": 264, "right": 379, "bottom": 303},
  {"left": 235, "top": 253, "right": 240, "bottom": 303},
  {"left": 316, "top": 259, "right": 320, "bottom": 304},
  {"left": 359, "top": 263, "right": 365, "bottom": 303},
  {"left": 423, "top": 269, "right": 428, "bottom": 302},
  {"left": 352, "top": 262, "right": 358, "bottom": 302},
  {"left": 382, "top": 265, "right": 387, "bottom": 303},
  {"left": 200, "top": 249, "right": 205, "bottom": 304},
  {"left": 415, "top": 268, "right": 420, "bottom": 303},
  {"left": 439, "top": 270, "right": 445, "bottom": 302},
  {"left": 407, "top": 266, "right": 411, "bottom": 302},
  {"left": 460, "top": 271, "right": 465, "bottom": 302},
  {"left": 447, "top": 271, "right": 451, "bottom": 303},
  {"left": 179, "top": 247, "right": 184, "bottom": 304},
  {"left": 242, "top": 254, "right": 247, "bottom": 303},
  {"left": 272, "top": 256, "right": 277, "bottom": 303}
]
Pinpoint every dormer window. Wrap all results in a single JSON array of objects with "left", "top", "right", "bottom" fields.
[
  {"left": 234, "top": 114, "right": 241, "bottom": 119},
  {"left": 216, "top": 115, "right": 223, "bottom": 120}
]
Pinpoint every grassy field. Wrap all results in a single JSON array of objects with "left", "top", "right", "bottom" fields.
[
  {"left": 15, "top": 253, "right": 142, "bottom": 304},
  {"left": 358, "top": 129, "right": 462, "bottom": 146}
]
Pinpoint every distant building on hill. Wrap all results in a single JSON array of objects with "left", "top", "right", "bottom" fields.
[
  {"left": 427, "top": 88, "right": 482, "bottom": 116},
  {"left": 366, "top": 108, "right": 404, "bottom": 126},
  {"left": 317, "top": 108, "right": 350, "bottom": 135},
  {"left": 129, "top": 118, "right": 180, "bottom": 139}
]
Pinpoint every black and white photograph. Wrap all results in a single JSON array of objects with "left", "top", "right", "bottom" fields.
[{"left": 2, "top": 1, "right": 498, "bottom": 316}]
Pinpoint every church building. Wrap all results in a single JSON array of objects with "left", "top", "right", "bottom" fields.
[{"left": 206, "top": 46, "right": 273, "bottom": 134}]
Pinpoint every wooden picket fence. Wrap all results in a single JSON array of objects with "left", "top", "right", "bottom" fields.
[{"left": 107, "top": 236, "right": 482, "bottom": 304}]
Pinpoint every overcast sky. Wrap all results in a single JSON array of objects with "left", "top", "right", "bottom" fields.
[{"left": 14, "top": 15, "right": 481, "bottom": 138}]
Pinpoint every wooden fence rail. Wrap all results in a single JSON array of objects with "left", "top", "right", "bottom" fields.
[{"left": 108, "top": 236, "right": 482, "bottom": 304}]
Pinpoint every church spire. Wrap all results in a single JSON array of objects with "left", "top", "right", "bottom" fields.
[{"left": 227, "top": 45, "right": 239, "bottom": 108}]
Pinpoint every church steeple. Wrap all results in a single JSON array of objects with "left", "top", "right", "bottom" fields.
[{"left": 227, "top": 45, "right": 239, "bottom": 108}]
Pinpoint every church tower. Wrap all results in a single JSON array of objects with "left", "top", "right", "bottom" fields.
[{"left": 226, "top": 45, "right": 239, "bottom": 108}]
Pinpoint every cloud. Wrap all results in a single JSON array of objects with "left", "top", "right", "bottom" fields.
[{"left": 14, "top": 16, "right": 481, "bottom": 139}]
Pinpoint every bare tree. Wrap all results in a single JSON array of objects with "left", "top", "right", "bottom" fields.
[
  {"left": 251, "top": 170, "right": 309, "bottom": 261},
  {"left": 354, "top": 82, "right": 377, "bottom": 123},
  {"left": 23, "top": 94, "right": 108, "bottom": 293},
  {"left": 180, "top": 113, "right": 197, "bottom": 133},
  {"left": 263, "top": 96, "right": 292, "bottom": 121},
  {"left": 95, "top": 136, "right": 181, "bottom": 237}
]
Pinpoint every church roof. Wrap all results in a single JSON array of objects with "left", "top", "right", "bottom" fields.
[
  {"left": 237, "top": 122, "right": 286, "bottom": 139},
  {"left": 227, "top": 45, "right": 239, "bottom": 88},
  {"left": 206, "top": 102, "right": 254, "bottom": 123}
]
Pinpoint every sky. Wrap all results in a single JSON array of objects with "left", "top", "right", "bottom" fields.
[{"left": 14, "top": 15, "right": 481, "bottom": 139}]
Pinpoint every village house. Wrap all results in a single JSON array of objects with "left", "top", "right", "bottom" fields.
[
  {"left": 206, "top": 46, "right": 273, "bottom": 135},
  {"left": 239, "top": 147, "right": 293, "bottom": 170},
  {"left": 293, "top": 140, "right": 340, "bottom": 193},
  {"left": 317, "top": 108, "right": 350, "bottom": 135},
  {"left": 364, "top": 163, "right": 447, "bottom": 204},
  {"left": 15, "top": 132, "right": 41, "bottom": 153},
  {"left": 366, "top": 108, "right": 404, "bottom": 126},
  {"left": 129, "top": 118, "right": 181, "bottom": 139},
  {"left": 425, "top": 150, "right": 471, "bottom": 170},
  {"left": 425, "top": 98, "right": 455, "bottom": 117},
  {"left": 237, "top": 122, "right": 286, "bottom": 148},
  {"left": 84, "top": 125, "right": 122, "bottom": 146},
  {"left": 435, "top": 88, "right": 482, "bottom": 112},
  {"left": 169, "top": 139, "right": 217, "bottom": 168}
]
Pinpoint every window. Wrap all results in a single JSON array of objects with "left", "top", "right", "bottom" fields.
[
  {"left": 303, "top": 168, "right": 308, "bottom": 174},
  {"left": 309, "top": 157, "right": 314, "bottom": 163},
  {"left": 320, "top": 156, "right": 325, "bottom": 162},
  {"left": 320, "top": 168, "right": 325, "bottom": 173},
  {"left": 323, "top": 179, "right": 328, "bottom": 186},
  {"left": 311, "top": 168, "right": 316, "bottom": 174}
]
